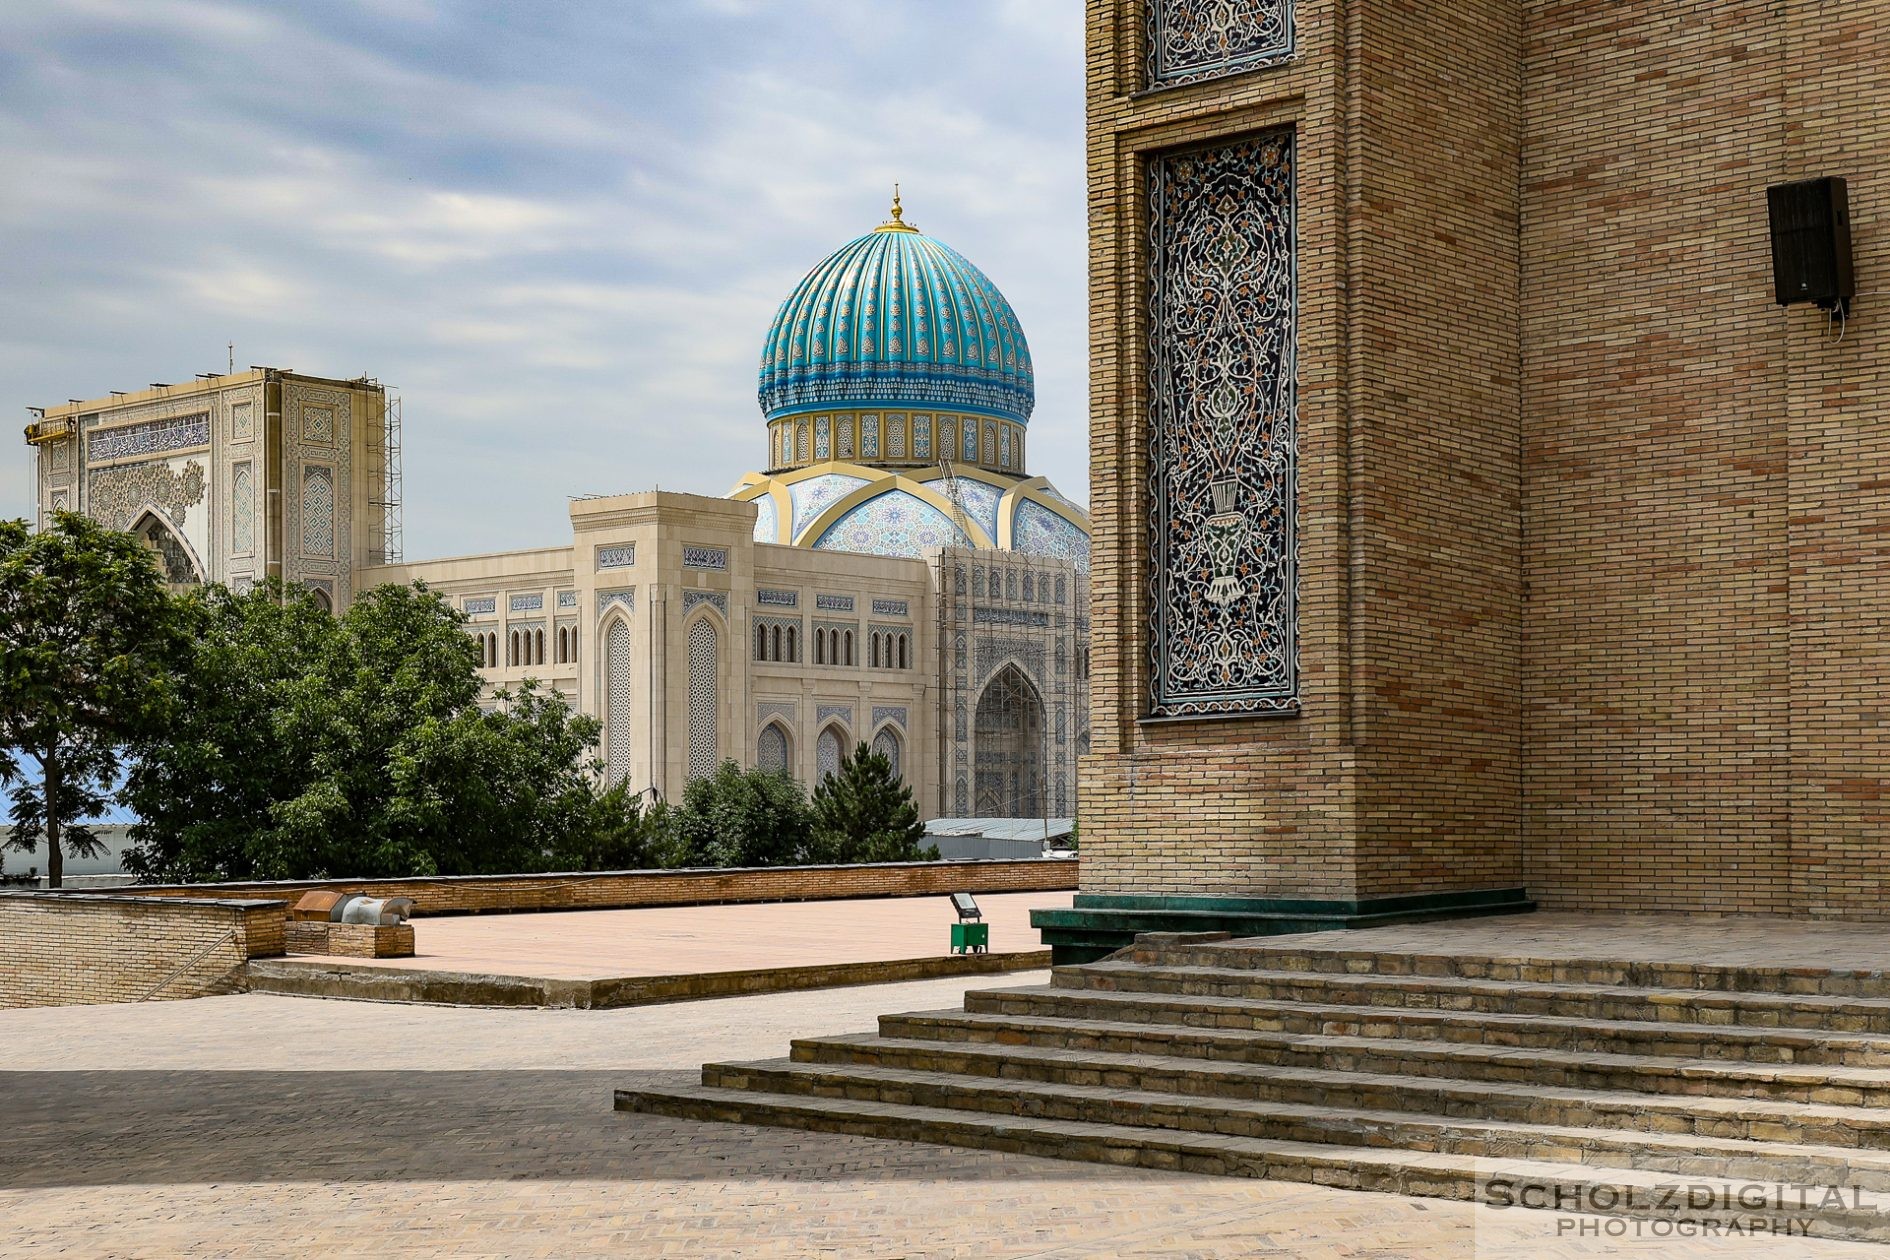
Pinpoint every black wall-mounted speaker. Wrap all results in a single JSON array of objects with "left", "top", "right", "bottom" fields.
[{"left": 1768, "top": 177, "right": 1854, "bottom": 310}]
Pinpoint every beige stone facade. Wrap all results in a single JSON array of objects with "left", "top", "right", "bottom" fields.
[
  {"left": 27, "top": 369, "right": 392, "bottom": 609},
  {"left": 365, "top": 490, "right": 1088, "bottom": 814},
  {"left": 1069, "top": 0, "right": 1890, "bottom": 945}
]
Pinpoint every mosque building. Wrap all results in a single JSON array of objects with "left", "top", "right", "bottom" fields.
[{"left": 23, "top": 195, "right": 1092, "bottom": 819}]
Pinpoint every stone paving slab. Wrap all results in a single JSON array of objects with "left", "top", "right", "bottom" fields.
[{"left": 2, "top": 976, "right": 1884, "bottom": 1257}]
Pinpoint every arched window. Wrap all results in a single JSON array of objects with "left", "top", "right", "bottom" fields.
[
  {"left": 871, "top": 726, "right": 903, "bottom": 781},
  {"left": 814, "top": 628, "right": 825, "bottom": 666},
  {"left": 686, "top": 617, "right": 719, "bottom": 780},
  {"left": 557, "top": 627, "right": 567, "bottom": 663},
  {"left": 974, "top": 665, "right": 1044, "bottom": 818},
  {"left": 785, "top": 625, "right": 797, "bottom": 663},
  {"left": 898, "top": 633, "right": 909, "bottom": 670},
  {"left": 756, "top": 623, "right": 768, "bottom": 661},
  {"left": 844, "top": 629, "right": 855, "bottom": 666},
  {"left": 535, "top": 628, "right": 545, "bottom": 665},
  {"left": 771, "top": 624, "right": 782, "bottom": 662},
  {"left": 757, "top": 723, "right": 790, "bottom": 774},
  {"left": 570, "top": 627, "right": 579, "bottom": 664},
  {"left": 869, "top": 633, "right": 880, "bottom": 669},
  {"left": 816, "top": 725, "right": 845, "bottom": 782},
  {"left": 509, "top": 630, "right": 520, "bottom": 666}
]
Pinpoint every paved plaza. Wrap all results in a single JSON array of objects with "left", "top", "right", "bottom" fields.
[
  {"left": 300, "top": 890, "right": 1067, "bottom": 979},
  {"left": 2, "top": 974, "right": 1883, "bottom": 1258}
]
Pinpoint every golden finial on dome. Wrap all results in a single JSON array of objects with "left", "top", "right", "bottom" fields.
[{"left": 875, "top": 183, "right": 919, "bottom": 233}]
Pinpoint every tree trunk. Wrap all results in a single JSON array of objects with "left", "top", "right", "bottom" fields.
[{"left": 43, "top": 753, "right": 62, "bottom": 890}]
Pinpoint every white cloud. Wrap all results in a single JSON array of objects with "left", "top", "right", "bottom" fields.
[{"left": 0, "top": 0, "right": 1088, "bottom": 556}]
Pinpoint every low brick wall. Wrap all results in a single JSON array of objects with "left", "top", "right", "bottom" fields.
[
  {"left": 93, "top": 857, "right": 1079, "bottom": 918},
  {"left": 0, "top": 890, "right": 286, "bottom": 1009}
]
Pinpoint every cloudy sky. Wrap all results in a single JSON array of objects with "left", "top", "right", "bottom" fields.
[{"left": 0, "top": 0, "right": 1086, "bottom": 560}]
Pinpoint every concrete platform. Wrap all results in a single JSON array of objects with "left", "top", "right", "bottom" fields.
[{"left": 249, "top": 890, "right": 1067, "bottom": 1008}]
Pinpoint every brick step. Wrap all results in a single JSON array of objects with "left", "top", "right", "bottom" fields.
[
  {"left": 614, "top": 1083, "right": 1890, "bottom": 1244},
  {"left": 966, "top": 984, "right": 1890, "bottom": 1067},
  {"left": 882, "top": 1007, "right": 1890, "bottom": 1106},
  {"left": 689, "top": 1056, "right": 1890, "bottom": 1191},
  {"left": 1057, "top": 962, "right": 1890, "bottom": 1034},
  {"left": 802, "top": 1031, "right": 1890, "bottom": 1148},
  {"left": 1137, "top": 942, "right": 1890, "bottom": 1000}
]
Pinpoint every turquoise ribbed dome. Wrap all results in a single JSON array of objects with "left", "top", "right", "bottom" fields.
[{"left": 758, "top": 201, "right": 1034, "bottom": 426}]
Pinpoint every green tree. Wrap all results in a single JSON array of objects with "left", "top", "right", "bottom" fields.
[
  {"left": 669, "top": 760, "right": 813, "bottom": 868},
  {"left": 124, "top": 580, "right": 615, "bottom": 880},
  {"left": 0, "top": 513, "right": 184, "bottom": 887},
  {"left": 809, "top": 741, "right": 936, "bottom": 864}
]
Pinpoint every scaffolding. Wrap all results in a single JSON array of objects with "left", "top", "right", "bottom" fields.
[{"left": 370, "top": 392, "right": 403, "bottom": 563}]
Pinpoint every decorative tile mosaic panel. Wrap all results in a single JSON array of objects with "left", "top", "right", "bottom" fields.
[
  {"left": 686, "top": 617, "right": 718, "bottom": 779},
  {"left": 963, "top": 422, "right": 978, "bottom": 463},
  {"left": 301, "top": 404, "right": 335, "bottom": 443},
  {"left": 796, "top": 422, "right": 809, "bottom": 462},
  {"left": 49, "top": 440, "right": 70, "bottom": 471},
  {"left": 817, "top": 704, "right": 853, "bottom": 727},
  {"left": 999, "top": 427, "right": 1011, "bottom": 467},
  {"left": 871, "top": 598, "right": 909, "bottom": 617},
  {"left": 464, "top": 596, "right": 497, "bottom": 614},
  {"left": 606, "top": 620, "right": 632, "bottom": 782},
  {"left": 815, "top": 593, "right": 855, "bottom": 613},
  {"left": 920, "top": 476, "right": 1002, "bottom": 542},
  {"left": 510, "top": 593, "right": 543, "bottom": 612},
  {"left": 814, "top": 415, "right": 831, "bottom": 459},
  {"left": 230, "top": 462, "right": 254, "bottom": 554},
  {"left": 837, "top": 418, "right": 854, "bottom": 459},
  {"left": 231, "top": 400, "right": 255, "bottom": 441},
  {"left": 557, "top": 590, "right": 577, "bottom": 609},
  {"left": 757, "top": 700, "right": 797, "bottom": 725},
  {"left": 861, "top": 416, "right": 880, "bottom": 459},
  {"left": 757, "top": 723, "right": 790, "bottom": 773},
  {"left": 976, "top": 606, "right": 1050, "bottom": 628},
  {"left": 682, "top": 545, "right": 727, "bottom": 571},
  {"left": 1012, "top": 499, "right": 1092, "bottom": 569},
  {"left": 816, "top": 726, "right": 844, "bottom": 782},
  {"left": 681, "top": 590, "right": 727, "bottom": 617},
  {"left": 871, "top": 727, "right": 902, "bottom": 779},
  {"left": 87, "top": 458, "right": 206, "bottom": 532},
  {"left": 913, "top": 414, "right": 932, "bottom": 459},
  {"left": 300, "top": 466, "right": 335, "bottom": 557},
  {"left": 756, "top": 587, "right": 799, "bottom": 608},
  {"left": 871, "top": 705, "right": 908, "bottom": 730},
  {"left": 597, "top": 544, "right": 636, "bottom": 569},
  {"left": 887, "top": 415, "right": 907, "bottom": 459},
  {"left": 87, "top": 413, "right": 210, "bottom": 463},
  {"left": 814, "top": 494, "right": 970, "bottom": 558},
  {"left": 596, "top": 589, "right": 635, "bottom": 616},
  {"left": 1148, "top": 130, "right": 1298, "bottom": 717},
  {"left": 1146, "top": 0, "right": 1294, "bottom": 88},
  {"left": 788, "top": 473, "right": 870, "bottom": 538}
]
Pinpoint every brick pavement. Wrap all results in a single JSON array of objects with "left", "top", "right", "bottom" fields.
[{"left": 1, "top": 976, "right": 1882, "bottom": 1258}]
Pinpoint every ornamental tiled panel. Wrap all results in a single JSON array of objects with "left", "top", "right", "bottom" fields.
[
  {"left": 300, "top": 466, "right": 336, "bottom": 557},
  {"left": 682, "top": 545, "right": 728, "bottom": 571},
  {"left": 86, "top": 413, "right": 210, "bottom": 462},
  {"left": 597, "top": 544, "right": 636, "bottom": 568},
  {"left": 686, "top": 617, "right": 719, "bottom": 779},
  {"left": 1145, "top": 0, "right": 1294, "bottom": 88},
  {"left": 605, "top": 620, "right": 633, "bottom": 783},
  {"left": 1147, "top": 130, "right": 1298, "bottom": 718}
]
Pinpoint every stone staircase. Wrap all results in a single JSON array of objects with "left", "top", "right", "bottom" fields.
[{"left": 616, "top": 932, "right": 1890, "bottom": 1242}]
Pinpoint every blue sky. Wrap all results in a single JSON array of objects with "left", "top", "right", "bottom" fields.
[{"left": 0, "top": 0, "right": 1086, "bottom": 560}]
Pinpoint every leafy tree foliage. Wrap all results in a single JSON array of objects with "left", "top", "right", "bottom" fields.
[
  {"left": 0, "top": 513, "right": 184, "bottom": 886},
  {"left": 810, "top": 741, "right": 937, "bottom": 864},
  {"left": 123, "top": 581, "right": 616, "bottom": 881},
  {"left": 667, "top": 760, "right": 814, "bottom": 868}
]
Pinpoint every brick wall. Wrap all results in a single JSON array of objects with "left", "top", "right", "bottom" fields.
[
  {"left": 1081, "top": 0, "right": 1524, "bottom": 901},
  {"left": 1521, "top": 1, "right": 1890, "bottom": 915},
  {"left": 96, "top": 858, "right": 1078, "bottom": 918},
  {"left": 0, "top": 891, "right": 285, "bottom": 1009}
]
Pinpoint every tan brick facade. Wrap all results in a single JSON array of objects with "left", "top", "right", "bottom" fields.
[
  {"left": 0, "top": 892, "right": 285, "bottom": 1009},
  {"left": 1080, "top": 0, "right": 1890, "bottom": 919}
]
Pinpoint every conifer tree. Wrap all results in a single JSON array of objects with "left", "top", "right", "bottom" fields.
[{"left": 809, "top": 741, "right": 937, "bottom": 864}]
